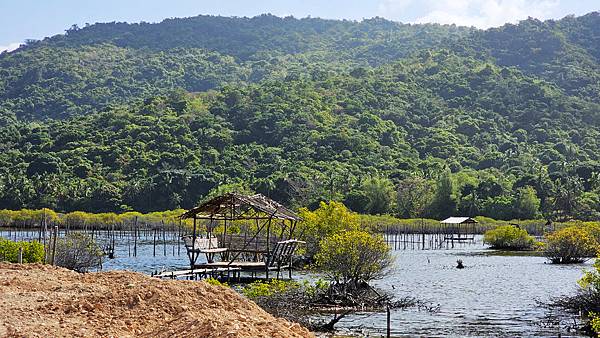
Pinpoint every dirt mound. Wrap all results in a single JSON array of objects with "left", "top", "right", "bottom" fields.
[{"left": 0, "top": 263, "right": 313, "bottom": 338}]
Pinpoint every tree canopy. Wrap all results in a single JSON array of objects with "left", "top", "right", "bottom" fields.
[{"left": 0, "top": 13, "right": 599, "bottom": 220}]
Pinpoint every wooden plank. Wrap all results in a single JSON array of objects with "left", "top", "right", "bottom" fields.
[
  {"left": 154, "top": 267, "right": 241, "bottom": 278},
  {"left": 199, "top": 248, "right": 228, "bottom": 253}
]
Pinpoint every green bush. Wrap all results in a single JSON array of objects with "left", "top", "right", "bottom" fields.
[
  {"left": 544, "top": 226, "right": 598, "bottom": 264},
  {"left": 483, "top": 225, "right": 536, "bottom": 250},
  {"left": 204, "top": 277, "right": 228, "bottom": 287},
  {"left": 241, "top": 279, "right": 297, "bottom": 299},
  {"left": 0, "top": 239, "right": 44, "bottom": 263},
  {"left": 241, "top": 279, "right": 329, "bottom": 301},
  {"left": 315, "top": 230, "right": 392, "bottom": 286},
  {"left": 54, "top": 233, "right": 103, "bottom": 272},
  {"left": 574, "top": 256, "right": 600, "bottom": 334},
  {"left": 297, "top": 201, "right": 360, "bottom": 259},
  {"left": 591, "top": 313, "right": 600, "bottom": 336}
]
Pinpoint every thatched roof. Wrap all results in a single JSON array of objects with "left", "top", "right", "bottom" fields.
[{"left": 180, "top": 193, "right": 301, "bottom": 221}]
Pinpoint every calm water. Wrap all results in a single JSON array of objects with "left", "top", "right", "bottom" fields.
[
  {"left": 335, "top": 241, "right": 590, "bottom": 338},
  {"left": 0, "top": 228, "right": 192, "bottom": 273},
  {"left": 1, "top": 230, "right": 590, "bottom": 337}
]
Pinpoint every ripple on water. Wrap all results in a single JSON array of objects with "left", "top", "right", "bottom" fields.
[
  {"left": 337, "top": 240, "right": 591, "bottom": 337},
  {"left": 1, "top": 230, "right": 591, "bottom": 337}
]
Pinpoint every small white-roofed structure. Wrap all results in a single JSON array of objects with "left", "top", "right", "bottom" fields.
[
  {"left": 440, "top": 216, "right": 477, "bottom": 247},
  {"left": 441, "top": 217, "right": 478, "bottom": 225}
]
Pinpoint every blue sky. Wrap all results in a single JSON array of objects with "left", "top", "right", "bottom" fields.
[{"left": 1, "top": 0, "right": 599, "bottom": 51}]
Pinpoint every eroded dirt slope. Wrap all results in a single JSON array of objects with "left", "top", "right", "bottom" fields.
[{"left": 0, "top": 263, "right": 312, "bottom": 338}]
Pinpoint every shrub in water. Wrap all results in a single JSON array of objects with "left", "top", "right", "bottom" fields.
[
  {"left": 315, "top": 230, "right": 392, "bottom": 287},
  {"left": 483, "top": 225, "right": 536, "bottom": 250},
  {"left": 297, "top": 201, "right": 360, "bottom": 260},
  {"left": 544, "top": 226, "right": 598, "bottom": 264},
  {"left": 54, "top": 233, "right": 103, "bottom": 272}
]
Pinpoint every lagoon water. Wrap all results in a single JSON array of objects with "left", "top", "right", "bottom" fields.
[
  {"left": 1, "top": 230, "right": 590, "bottom": 337},
  {"left": 335, "top": 241, "right": 590, "bottom": 338}
]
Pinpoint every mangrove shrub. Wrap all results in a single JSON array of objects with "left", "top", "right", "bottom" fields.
[
  {"left": 553, "top": 255, "right": 600, "bottom": 334},
  {"left": 54, "top": 233, "right": 104, "bottom": 272},
  {"left": 298, "top": 201, "right": 360, "bottom": 259},
  {"left": 316, "top": 230, "right": 392, "bottom": 287},
  {"left": 544, "top": 226, "right": 598, "bottom": 264},
  {"left": 0, "top": 239, "right": 44, "bottom": 263},
  {"left": 483, "top": 225, "right": 536, "bottom": 250}
]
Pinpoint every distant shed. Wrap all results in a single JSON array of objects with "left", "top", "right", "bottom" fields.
[
  {"left": 440, "top": 216, "right": 477, "bottom": 246},
  {"left": 440, "top": 217, "right": 478, "bottom": 225}
]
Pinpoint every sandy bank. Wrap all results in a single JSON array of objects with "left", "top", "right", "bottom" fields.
[{"left": 0, "top": 263, "right": 313, "bottom": 338}]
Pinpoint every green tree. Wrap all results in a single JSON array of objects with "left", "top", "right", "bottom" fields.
[
  {"left": 396, "top": 176, "right": 434, "bottom": 218},
  {"left": 316, "top": 230, "right": 393, "bottom": 287},
  {"left": 544, "top": 226, "right": 598, "bottom": 264},
  {"left": 513, "top": 186, "right": 541, "bottom": 219},
  {"left": 298, "top": 201, "right": 360, "bottom": 259},
  {"left": 429, "top": 170, "right": 457, "bottom": 219},
  {"left": 361, "top": 176, "right": 395, "bottom": 215}
]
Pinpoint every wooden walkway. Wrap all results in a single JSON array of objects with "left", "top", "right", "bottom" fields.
[{"left": 153, "top": 267, "right": 241, "bottom": 279}]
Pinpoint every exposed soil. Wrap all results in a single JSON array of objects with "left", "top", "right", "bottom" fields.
[{"left": 0, "top": 263, "right": 313, "bottom": 338}]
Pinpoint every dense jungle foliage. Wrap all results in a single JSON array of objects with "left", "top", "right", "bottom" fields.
[{"left": 0, "top": 13, "right": 599, "bottom": 220}]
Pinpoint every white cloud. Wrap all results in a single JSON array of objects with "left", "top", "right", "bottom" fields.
[
  {"left": 378, "top": 0, "right": 561, "bottom": 28},
  {"left": 0, "top": 42, "right": 22, "bottom": 53}
]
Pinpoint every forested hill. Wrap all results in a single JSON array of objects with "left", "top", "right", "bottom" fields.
[
  {"left": 40, "top": 15, "right": 469, "bottom": 61},
  {"left": 1, "top": 13, "right": 600, "bottom": 121},
  {"left": 1, "top": 52, "right": 599, "bottom": 219},
  {"left": 0, "top": 13, "right": 599, "bottom": 220},
  {"left": 452, "top": 12, "right": 600, "bottom": 103},
  {"left": 0, "top": 14, "right": 470, "bottom": 121},
  {"left": 1, "top": 13, "right": 599, "bottom": 121}
]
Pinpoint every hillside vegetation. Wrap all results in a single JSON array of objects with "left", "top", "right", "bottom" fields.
[{"left": 0, "top": 13, "right": 599, "bottom": 220}]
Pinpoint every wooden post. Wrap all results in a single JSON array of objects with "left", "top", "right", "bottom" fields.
[
  {"left": 178, "top": 219, "right": 182, "bottom": 256},
  {"left": 128, "top": 222, "right": 131, "bottom": 257},
  {"left": 191, "top": 216, "right": 197, "bottom": 269},
  {"left": 162, "top": 221, "right": 166, "bottom": 256},
  {"left": 172, "top": 223, "right": 176, "bottom": 256},
  {"left": 265, "top": 217, "right": 274, "bottom": 279},
  {"left": 111, "top": 222, "right": 116, "bottom": 258},
  {"left": 422, "top": 219, "right": 425, "bottom": 250},
  {"left": 38, "top": 215, "right": 42, "bottom": 242},
  {"left": 18, "top": 246, "right": 23, "bottom": 264},
  {"left": 289, "top": 250, "right": 293, "bottom": 279},
  {"left": 386, "top": 303, "right": 391, "bottom": 338},
  {"left": 133, "top": 217, "right": 138, "bottom": 257},
  {"left": 51, "top": 226, "right": 58, "bottom": 265},
  {"left": 153, "top": 227, "right": 157, "bottom": 257}
]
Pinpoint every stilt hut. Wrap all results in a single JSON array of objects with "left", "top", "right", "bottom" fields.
[
  {"left": 179, "top": 193, "right": 303, "bottom": 279},
  {"left": 440, "top": 217, "right": 477, "bottom": 246}
]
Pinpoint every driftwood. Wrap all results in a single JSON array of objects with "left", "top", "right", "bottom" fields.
[{"left": 317, "top": 310, "right": 352, "bottom": 331}]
